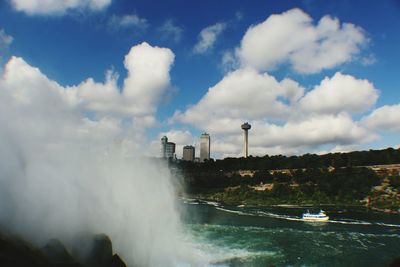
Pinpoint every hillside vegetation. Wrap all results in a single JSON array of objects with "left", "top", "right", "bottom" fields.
[{"left": 173, "top": 148, "right": 400, "bottom": 211}]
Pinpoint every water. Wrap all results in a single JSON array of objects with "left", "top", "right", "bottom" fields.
[{"left": 179, "top": 199, "right": 400, "bottom": 266}]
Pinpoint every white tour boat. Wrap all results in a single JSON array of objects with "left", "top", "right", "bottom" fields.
[{"left": 302, "top": 210, "right": 329, "bottom": 222}]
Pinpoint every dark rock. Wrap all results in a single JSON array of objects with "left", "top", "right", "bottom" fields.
[
  {"left": 42, "top": 239, "right": 75, "bottom": 264},
  {"left": 51, "top": 263, "right": 83, "bottom": 267},
  {"left": 71, "top": 233, "right": 113, "bottom": 267},
  {"left": 0, "top": 232, "right": 129, "bottom": 267},
  {"left": 87, "top": 234, "right": 113, "bottom": 267},
  {"left": 0, "top": 234, "right": 50, "bottom": 267},
  {"left": 110, "top": 254, "right": 127, "bottom": 267},
  {"left": 389, "top": 257, "right": 400, "bottom": 267}
]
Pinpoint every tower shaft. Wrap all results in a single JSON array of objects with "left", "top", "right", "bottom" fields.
[
  {"left": 241, "top": 122, "right": 251, "bottom": 158},
  {"left": 244, "top": 130, "right": 249, "bottom": 158}
]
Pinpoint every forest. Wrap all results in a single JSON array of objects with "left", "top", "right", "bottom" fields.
[{"left": 172, "top": 148, "right": 400, "bottom": 206}]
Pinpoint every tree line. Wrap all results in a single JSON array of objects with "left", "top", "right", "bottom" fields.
[{"left": 177, "top": 147, "right": 400, "bottom": 171}]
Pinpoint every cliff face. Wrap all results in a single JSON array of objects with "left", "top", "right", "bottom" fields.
[
  {"left": 365, "top": 164, "right": 400, "bottom": 176},
  {"left": 223, "top": 164, "right": 400, "bottom": 178},
  {"left": 0, "top": 233, "right": 127, "bottom": 267}
]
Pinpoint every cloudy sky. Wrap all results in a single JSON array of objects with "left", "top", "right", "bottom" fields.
[{"left": 0, "top": 0, "right": 399, "bottom": 159}]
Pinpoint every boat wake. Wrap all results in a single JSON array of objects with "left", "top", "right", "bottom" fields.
[
  {"left": 180, "top": 198, "right": 220, "bottom": 207},
  {"left": 208, "top": 205, "right": 400, "bottom": 229}
]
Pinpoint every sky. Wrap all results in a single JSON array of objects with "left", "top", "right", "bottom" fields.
[{"left": 0, "top": 0, "right": 399, "bottom": 159}]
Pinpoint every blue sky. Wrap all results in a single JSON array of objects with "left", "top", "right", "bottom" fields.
[{"left": 0, "top": 0, "right": 399, "bottom": 158}]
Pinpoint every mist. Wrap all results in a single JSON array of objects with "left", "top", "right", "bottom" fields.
[{"left": 0, "top": 55, "right": 208, "bottom": 266}]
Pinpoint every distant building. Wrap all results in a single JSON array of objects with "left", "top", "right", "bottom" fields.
[
  {"left": 161, "top": 136, "right": 168, "bottom": 158},
  {"left": 165, "top": 142, "right": 176, "bottom": 159},
  {"left": 161, "top": 136, "right": 176, "bottom": 159},
  {"left": 200, "top": 133, "right": 210, "bottom": 162},
  {"left": 182, "top": 145, "right": 195, "bottom": 161}
]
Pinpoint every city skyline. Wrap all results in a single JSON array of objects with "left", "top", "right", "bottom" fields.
[
  {"left": 167, "top": 122, "right": 251, "bottom": 161},
  {"left": 1, "top": 1, "right": 400, "bottom": 159}
]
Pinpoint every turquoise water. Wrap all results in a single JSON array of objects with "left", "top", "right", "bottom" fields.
[{"left": 179, "top": 199, "right": 400, "bottom": 266}]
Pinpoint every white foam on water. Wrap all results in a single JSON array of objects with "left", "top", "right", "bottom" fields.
[
  {"left": 209, "top": 204, "right": 400, "bottom": 229},
  {"left": 203, "top": 200, "right": 221, "bottom": 207},
  {"left": 375, "top": 222, "right": 400, "bottom": 228},
  {"left": 181, "top": 232, "right": 277, "bottom": 266},
  {"left": 215, "top": 207, "right": 255, "bottom": 216}
]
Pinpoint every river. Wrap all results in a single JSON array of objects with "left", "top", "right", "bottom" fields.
[{"left": 179, "top": 199, "right": 400, "bottom": 266}]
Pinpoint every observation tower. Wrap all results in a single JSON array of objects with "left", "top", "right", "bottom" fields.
[{"left": 241, "top": 122, "right": 251, "bottom": 158}]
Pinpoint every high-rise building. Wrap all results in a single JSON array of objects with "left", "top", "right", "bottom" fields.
[
  {"left": 161, "top": 136, "right": 176, "bottom": 159},
  {"left": 165, "top": 142, "right": 176, "bottom": 159},
  {"left": 200, "top": 133, "right": 210, "bottom": 162},
  {"left": 182, "top": 145, "right": 195, "bottom": 161},
  {"left": 161, "top": 136, "right": 168, "bottom": 158}
]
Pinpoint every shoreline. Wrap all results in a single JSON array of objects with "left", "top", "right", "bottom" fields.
[{"left": 184, "top": 195, "right": 400, "bottom": 214}]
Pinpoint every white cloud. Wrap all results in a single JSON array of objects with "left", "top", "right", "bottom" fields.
[
  {"left": 122, "top": 42, "right": 175, "bottom": 116},
  {"left": 220, "top": 50, "right": 238, "bottom": 72},
  {"left": 158, "top": 19, "right": 183, "bottom": 43},
  {"left": 361, "top": 104, "right": 400, "bottom": 132},
  {"left": 328, "top": 144, "right": 361, "bottom": 154},
  {"left": 0, "top": 29, "right": 13, "bottom": 69},
  {"left": 251, "top": 113, "right": 375, "bottom": 148},
  {"left": 63, "top": 42, "right": 174, "bottom": 123},
  {"left": 193, "top": 23, "right": 226, "bottom": 54},
  {"left": 210, "top": 137, "right": 243, "bottom": 158},
  {"left": 173, "top": 68, "right": 304, "bottom": 134},
  {"left": 235, "top": 11, "right": 243, "bottom": 21},
  {"left": 0, "top": 57, "right": 123, "bottom": 152},
  {"left": 2, "top": 56, "right": 71, "bottom": 111},
  {"left": 236, "top": 8, "right": 366, "bottom": 73},
  {"left": 2, "top": 42, "right": 174, "bottom": 131},
  {"left": 10, "top": 0, "right": 112, "bottom": 15},
  {"left": 299, "top": 72, "right": 379, "bottom": 115},
  {"left": 203, "top": 113, "right": 377, "bottom": 158},
  {"left": 0, "top": 29, "right": 13, "bottom": 51},
  {"left": 361, "top": 54, "right": 377, "bottom": 66},
  {"left": 108, "top": 14, "right": 149, "bottom": 30}
]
